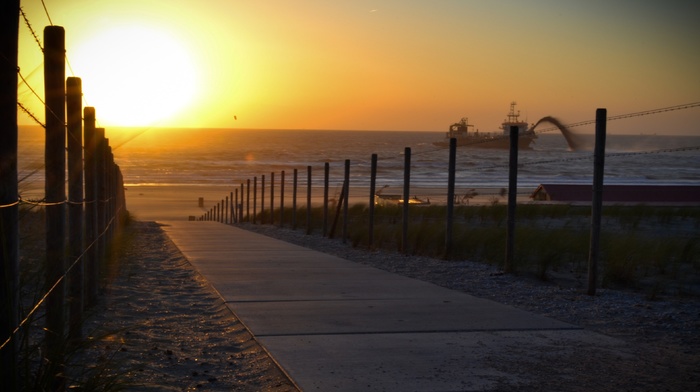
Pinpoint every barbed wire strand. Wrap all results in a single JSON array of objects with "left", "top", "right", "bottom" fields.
[
  {"left": 0, "top": 208, "right": 122, "bottom": 351},
  {"left": 19, "top": 6, "right": 43, "bottom": 52},
  {"left": 17, "top": 102, "right": 45, "bottom": 128},
  {"left": 41, "top": 0, "right": 54, "bottom": 26}
]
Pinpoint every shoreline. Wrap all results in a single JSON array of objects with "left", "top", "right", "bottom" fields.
[{"left": 125, "top": 184, "right": 531, "bottom": 221}]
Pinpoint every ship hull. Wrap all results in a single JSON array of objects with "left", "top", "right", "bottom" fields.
[{"left": 434, "top": 131, "right": 536, "bottom": 149}]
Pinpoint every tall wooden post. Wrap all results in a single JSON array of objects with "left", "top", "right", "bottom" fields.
[
  {"left": 402, "top": 148, "right": 411, "bottom": 254},
  {"left": 66, "top": 77, "right": 84, "bottom": 341},
  {"left": 306, "top": 166, "right": 312, "bottom": 235},
  {"left": 292, "top": 169, "right": 298, "bottom": 229},
  {"left": 239, "top": 183, "right": 244, "bottom": 223},
  {"left": 44, "top": 25, "right": 67, "bottom": 360},
  {"left": 0, "top": 1, "right": 20, "bottom": 387},
  {"left": 270, "top": 173, "right": 275, "bottom": 225},
  {"left": 253, "top": 177, "right": 257, "bottom": 224},
  {"left": 323, "top": 162, "right": 329, "bottom": 237},
  {"left": 342, "top": 160, "right": 350, "bottom": 243},
  {"left": 230, "top": 191, "right": 234, "bottom": 223},
  {"left": 369, "top": 154, "right": 377, "bottom": 249},
  {"left": 260, "top": 175, "right": 265, "bottom": 224},
  {"left": 95, "top": 128, "right": 107, "bottom": 265},
  {"left": 225, "top": 196, "right": 229, "bottom": 224},
  {"left": 588, "top": 108, "right": 607, "bottom": 296},
  {"left": 105, "top": 143, "right": 114, "bottom": 239},
  {"left": 246, "top": 179, "right": 250, "bottom": 222},
  {"left": 83, "top": 107, "right": 97, "bottom": 306},
  {"left": 445, "top": 138, "right": 456, "bottom": 259},
  {"left": 234, "top": 189, "right": 238, "bottom": 223},
  {"left": 505, "top": 126, "right": 519, "bottom": 273},
  {"left": 280, "top": 170, "right": 285, "bottom": 227}
]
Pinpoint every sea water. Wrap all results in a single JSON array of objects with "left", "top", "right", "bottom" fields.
[{"left": 17, "top": 126, "right": 700, "bottom": 199}]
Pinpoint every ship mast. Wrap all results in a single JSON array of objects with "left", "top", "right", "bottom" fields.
[{"left": 506, "top": 101, "right": 520, "bottom": 122}]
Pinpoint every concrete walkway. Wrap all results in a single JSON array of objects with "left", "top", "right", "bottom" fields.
[{"left": 160, "top": 221, "right": 622, "bottom": 391}]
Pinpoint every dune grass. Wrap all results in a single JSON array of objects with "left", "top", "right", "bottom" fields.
[{"left": 265, "top": 203, "right": 700, "bottom": 295}]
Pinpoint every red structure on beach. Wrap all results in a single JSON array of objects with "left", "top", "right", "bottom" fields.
[{"left": 531, "top": 184, "right": 700, "bottom": 205}]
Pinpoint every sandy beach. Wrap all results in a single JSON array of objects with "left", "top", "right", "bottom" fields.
[
  {"left": 75, "top": 221, "right": 297, "bottom": 390},
  {"left": 125, "top": 184, "right": 530, "bottom": 222}
]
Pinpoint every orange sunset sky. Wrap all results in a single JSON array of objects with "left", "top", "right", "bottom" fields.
[{"left": 17, "top": 0, "right": 700, "bottom": 135}]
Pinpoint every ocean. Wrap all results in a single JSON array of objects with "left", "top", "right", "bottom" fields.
[{"left": 17, "top": 126, "right": 700, "bottom": 201}]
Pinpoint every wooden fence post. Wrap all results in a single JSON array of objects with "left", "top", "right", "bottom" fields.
[
  {"left": 0, "top": 1, "right": 20, "bottom": 387},
  {"left": 239, "top": 183, "right": 244, "bottom": 222},
  {"left": 369, "top": 154, "right": 377, "bottom": 249},
  {"left": 83, "top": 135, "right": 94, "bottom": 275},
  {"left": 402, "top": 148, "right": 411, "bottom": 254},
  {"left": 234, "top": 189, "right": 239, "bottom": 223},
  {"left": 115, "top": 165, "right": 125, "bottom": 223},
  {"left": 445, "top": 138, "right": 456, "bottom": 258},
  {"left": 342, "top": 160, "right": 350, "bottom": 243},
  {"left": 292, "top": 169, "right": 298, "bottom": 229},
  {"left": 588, "top": 108, "right": 607, "bottom": 296},
  {"left": 66, "top": 77, "right": 84, "bottom": 341},
  {"left": 95, "top": 128, "right": 106, "bottom": 265},
  {"left": 280, "top": 170, "right": 285, "bottom": 227},
  {"left": 246, "top": 179, "right": 250, "bottom": 222},
  {"left": 105, "top": 142, "right": 114, "bottom": 240},
  {"left": 253, "top": 177, "right": 257, "bottom": 224},
  {"left": 505, "top": 126, "right": 519, "bottom": 273},
  {"left": 306, "top": 166, "right": 312, "bottom": 235},
  {"left": 270, "top": 173, "right": 275, "bottom": 225},
  {"left": 260, "top": 175, "right": 265, "bottom": 224},
  {"left": 323, "top": 162, "right": 329, "bottom": 237},
  {"left": 225, "top": 196, "right": 229, "bottom": 224},
  {"left": 44, "top": 26, "right": 67, "bottom": 368}
]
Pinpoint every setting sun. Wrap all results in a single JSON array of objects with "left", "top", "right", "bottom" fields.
[{"left": 69, "top": 25, "right": 200, "bottom": 127}]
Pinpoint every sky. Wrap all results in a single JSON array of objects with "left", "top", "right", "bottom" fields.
[{"left": 17, "top": 0, "right": 700, "bottom": 135}]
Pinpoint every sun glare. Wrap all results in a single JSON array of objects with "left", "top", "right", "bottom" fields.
[{"left": 70, "top": 25, "right": 199, "bottom": 127}]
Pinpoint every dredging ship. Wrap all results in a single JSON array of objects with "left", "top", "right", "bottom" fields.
[{"left": 435, "top": 102, "right": 537, "bottom": 149}]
